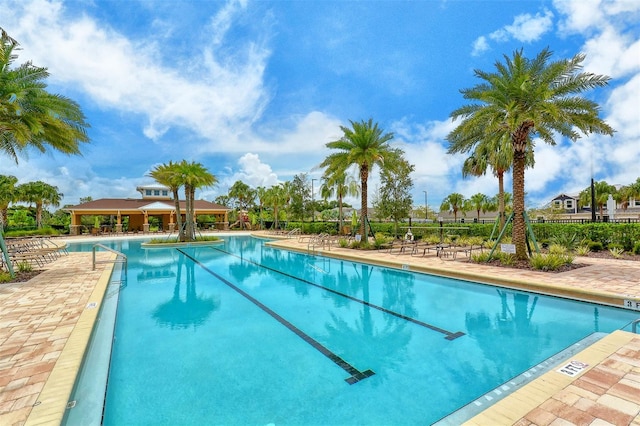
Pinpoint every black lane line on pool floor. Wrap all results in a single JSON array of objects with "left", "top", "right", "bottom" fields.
[
  {"left": 177, "top": 249, "right": 374, "bottom": 385},
  {"left": 209, "top": 246, "right": 465, "bottom": 341}
]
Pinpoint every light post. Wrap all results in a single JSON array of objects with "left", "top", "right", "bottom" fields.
[
  {"left": 423, "top": 190, "right": 428, "bottom": 220},
  {"left": 311, "top": 178, "right": 317, "bottom": 222}
]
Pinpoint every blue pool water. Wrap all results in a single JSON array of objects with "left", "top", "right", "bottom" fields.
[{"left": 66, "top": 236, "right": 638, "bottom": 425}]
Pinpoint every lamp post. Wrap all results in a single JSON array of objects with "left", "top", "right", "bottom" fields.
[
  {"left": 423, "top": 190, "right": 428, "bottom": 220},
  {"left": 311, "top": 178, "right": 317, "bottom": 222}
]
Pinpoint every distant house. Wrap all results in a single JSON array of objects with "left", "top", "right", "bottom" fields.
[
  {"left": 549, "top": 193, "right": 582, "bottom": 214},
  {"left": 65, "top": 185, "right": 230, "bottom": 235},
  {"left": 543, "top": 191, "right": 640, "bottom": 221}
]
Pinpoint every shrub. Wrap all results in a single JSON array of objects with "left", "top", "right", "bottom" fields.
[
  {"left": 0, "top": 271, "right": 12, "bottom": 283},
  {"left": 551, "top": 233, "right": 579, "bottom": 251},
  {"left": 609, "top": 247, "right": 624, "bottom": 258},
  {"left": 548, "top": 243, "right": 567, "bottom": 255},
  {"left": 373, "top": 233, "right": 391, "bottom": 249},
  {"left": 607, "top": 243, "right": 624, "bottom": 251},
  {"left": 587, "top": 241, "right": 603, "bottom": 252},
  {"left": 496, "top": 251, "right": 516, "bottom": 266},
  {"left": 575, "top": 245, "right": 591, "bottom": 256},
  {"left": 472, "top": 251, "right": 491, "bottom": 263},
  {"left": 339, "top": 238, "right": 349, "bottom": 248},
  {"left": 633, "top": 241, "right": 640, "bottom": 255},
  {"left": 530, "top": 253, "right": 573, "bottom": 271},
  {"left": 16, "top": 262, "right": 33, "bottom": 273}
]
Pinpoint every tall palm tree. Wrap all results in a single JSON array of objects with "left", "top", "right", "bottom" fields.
[
  {"left": 264, "top": 183, "right": 290, "bottom": 230},
  {"left": 228, "top": 181, "right": 255, "bottom": 230},
  {"left": 149, "top": 161, "right": 186, "bottom": 240},
  {"left": 320, "top": 169, "right": 360, "bottom": 233},
  {"left": 0, "top": 175, "right": 18, "bottom": 229},
  {"left": 440, "top": 192, "right": 466, "bottom": 222},
  {"left": 0, "top": 29, "right": 89, "bottom": 164},
  {"left": 468, "top": 193, "right": 493, "bottom": 222},
  {"left": 255, "top": 186, "right": 267, "bottom": 229},
  {"left": 319, "top": 119, "right": 400, "bottom": 237},
  {"left": 447, "top": 48, "right": 614, "bottom": 259},
  {"left": 461, "top": 135, "right": 534, "bottom": 229},
  {"left": 178, "top": 161, "right": 217, "bottom": 241},
  {"left": 16, "top": 181, "right": 62, "bottom": 228}
]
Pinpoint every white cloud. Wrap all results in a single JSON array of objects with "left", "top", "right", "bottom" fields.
[
  {"left": 471, "top": 36, "right": 489, "bottom": 56},
  {"left": 490, "top": 9, "right": 554, "bottom": 43},
  {"left": 474, "top": 9, "right": 554, "bottom": 54},
  {"left": 5, "top": 0, "right": 271, "bottom": 150}
]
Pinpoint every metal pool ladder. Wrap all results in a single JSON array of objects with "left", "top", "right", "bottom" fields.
[
  {"left": 632, "top": 318, "right": 640, "bottom": 334},
  {"left": 92, "top": 243, "right": 128, "bottom": 286}
]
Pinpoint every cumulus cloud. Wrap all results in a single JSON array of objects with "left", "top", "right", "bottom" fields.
[
  {"left": 5, "top": 0, "right": 270, "bottom": 150},
  {"left": 472, "top": 9, "right": 554, "bottom": 55}
]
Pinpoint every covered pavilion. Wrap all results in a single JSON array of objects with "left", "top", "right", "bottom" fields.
[{"left": 64, "top": 185, "right": 230, "bottom": 235}]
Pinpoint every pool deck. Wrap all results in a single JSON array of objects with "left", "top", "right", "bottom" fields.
[{"left": 1, "top": 232, "right": 639, "bottom": 425}]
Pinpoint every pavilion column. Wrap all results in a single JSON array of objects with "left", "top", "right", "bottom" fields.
[
  {"left": 169, "top": 211, "right": 175, "bottom": 233},
  {"left": 143, "top": 211, "right": 150, "bottom": 233},
  {"left": 69, "top": 211, "right": 82, "bottom": 235},
  {"left": 116, "top": 211, "right": 123, "bottom": 233},
  {"left": 224, "top": 211, "right": 229, "bottom": 230}
]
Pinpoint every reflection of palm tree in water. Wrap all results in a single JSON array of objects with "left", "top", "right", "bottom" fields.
[
  {"left": 465, "top": 290, "right": 543, "bottom": 382},
  {"left": 324, "top": 264, "right": 416, "bottom": 378},
  {"left": 152, "top": 255, "right": 219, "bottom": 329}
]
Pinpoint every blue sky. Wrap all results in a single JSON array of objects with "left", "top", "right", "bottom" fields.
[{"left": 3, "top": 0, "right": 639, "bottom": 211}]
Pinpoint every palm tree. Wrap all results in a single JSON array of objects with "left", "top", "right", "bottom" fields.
[
  {"left": 0, "top": 175, "right": 18, "bottom": 229},
  {"left": 461, "top": 135, "right": 533, "bottom": 229},
  {"left": 255, "top": 186, "right": 267, "bottom": 229},
  {"left": 440, "top": 192, "right": 466, "bottom": 222},
  {"left": 178, "top": 161, "right": 217, "bottom": 241},
  {"left": 447, "top": 48, "right": 614, "bottom": 259},
  {"left": 16, "top": 181, "right": 62, "bottom": 228},
  {"left": 468, "top": 193, "right": 492, "bottom": 222},
  {"left": 228, "top": 181, "right": 255, "bottom": 230},
  {"left": 264, "top": 183, "right": 290, "bottom": 230},
  {"left": 579, "top": 180, "right": 616, "bottom": 219},
  {"left": 320, "top": 169, "right": 359, "bottom": 234},
  {"left": 0, "top": 29, "right": 89, "bottom": 164},
  {"left": 319, "top": 119, "right": 400, "bottom": 237},
  {"left": 617, "top": 178, "right": 640, "bottom": 210},
  {"left": 149, "top": 161, "right": 186, "bottom": 240}
]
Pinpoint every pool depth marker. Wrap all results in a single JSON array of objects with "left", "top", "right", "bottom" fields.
[
  {"left": 211, "top": 246, "right": 464, "bottom": 341},
  {"left": 177, "top": 249, "right": 374, "bottom": 385}
]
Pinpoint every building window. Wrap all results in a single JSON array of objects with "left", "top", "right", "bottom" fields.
[
  {"left": 154, "top": 190, "right": 160, "bottom": 196},
  {"left": 565, "top": 200, "right": 574, "bottom": 209},
  {"left": 633, "top": 199, "right": 640, "bottom": 207},
  {"left": 145, "top": 189, "right": 152, "bottom": 196},
  {"left": 162, "top": 190, "right": 168, "bottom": 196},
  {"left": 553, "top": 200, "right": 562, "bottom": 208}
]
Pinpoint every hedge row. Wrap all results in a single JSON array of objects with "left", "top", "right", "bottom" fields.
[{"left": 286, "top": 221, "right": 640, "bottom": 250}]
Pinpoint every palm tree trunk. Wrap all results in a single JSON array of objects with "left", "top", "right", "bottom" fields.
[
  {"left": 36, "top": 203, "right": 43, "bottom": 229},
  {"left": 512, "top": 121, "right": 534, "bottom": 260},
  {"left": 512, "top": 151, "right": 527, "bottom": 259},
  {"left": 360, "top": 167, "right": 369, "bottom": 238},
  {"left": 498, "top": 171, "right": 505, "bottom": 230},
  {"left": 172, "top": 189, "right": 184, "bottom": 241}
]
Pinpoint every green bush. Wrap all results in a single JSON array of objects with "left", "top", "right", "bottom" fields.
[
  {"left": 609, "top": 247, "right": 624, "bottom": 258},
  {"left": 530, "top": 253, "right": 573, "bottom": 271},
  {"left": 607, "top": 242, "right": 624, "bottom": 251},
  {"left": 0, "top": 271, "right": 13, "bottom": 283},
  {"left": 575, "top": 245, "right": 591, "bottom": 256},
  {"left": 633, "top": 241, "right": 640, "bottom": 255},
  {"left": 588, "top": 241, "right": 604, "bottom": 252},
  {"left": 548, "top": 243, "right": 567, "bottom": 255},
  {"left": 16, "top": 262, "right": 33, "bottom": 273},
  {"left": 373, "top": 233, "right": 392, "bottom": 249}
]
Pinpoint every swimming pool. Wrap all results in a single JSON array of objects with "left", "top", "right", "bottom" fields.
[{"left": 65, "top": 236, "right": 638, "bottom": 425}]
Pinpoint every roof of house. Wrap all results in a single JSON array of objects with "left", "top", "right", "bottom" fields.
[{"left": 65, "top": 198, "right": 229, "bottom": 212}]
